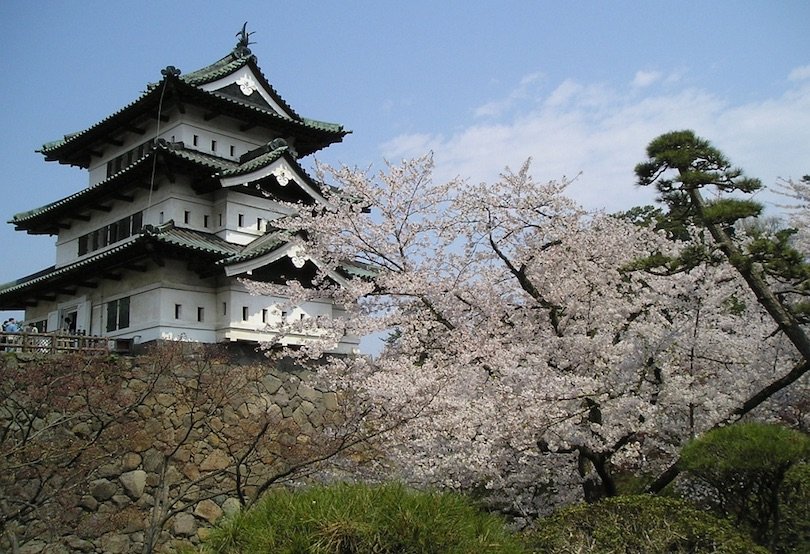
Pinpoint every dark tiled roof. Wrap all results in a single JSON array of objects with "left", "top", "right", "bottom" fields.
[
  {"left": 164, "top": 144, "right": 238, "bottom": 172},
  {"left": 218, "top": 146, "right": 286, "bottom": 177},
  {"left": 219, "top": 230, "right": 289, "bottom": 265},
  {"left": 143, "top": 224, "right": 243, "bottom": 256},
  {"left": 40, "top": 51, "right": 346, "bottom": 161},
  {"left": 180, "top": 52, "right": 252, "bottom": 86},
  {"left": 0, "top": 224, "right": 239, "bottom": 299},
  {"left": 12, "top": 143, "right": 238, "bottom": 229},
  {"left": 0, "top": 241, "right": 134, "bottom": 296},
  {"left": 11, "top": 154, "right": 153, "bottom": 224}
]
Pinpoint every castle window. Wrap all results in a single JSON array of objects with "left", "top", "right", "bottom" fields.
[
  {"left": 261, "top": 308, "right": 268, "bottom": 323},
  {"left": 132, "top": 211, "right": 143, "bottom": 233},
  {"left": 193, "top": 135, "right": 199, "bottom": 146},
  {"left": 211, "top": 139, "right": 217, "bottom": 152},
  {"left": 197, "top": 307, "right": 204, "bottom": 322},
  {"left": 257, "top": 217, "right": 263, "bottom": 231},
  {"left": 238, "top": 213, "right": 244, "bottom": 227},
  {"left": 219, "top": 213, "right": 223, "bottom": 226},
  {"left": 107, "top": 221, "right": 118, "bottom": 243},
  {"left": 229, "top": 145, "right": 235, "bottom": 157},
  {"left": 203, "top": 215, "right": 209, "bottom": 228},
  {"left": 175, "top": 304, "right": 182, "bottom": 319},
  {"left": 184, "top": 210, "right": 190, "bottom": 224},
  {"left": 242, "top": 306, "right": 249, "bottom": 321},
  {"left": 222, "top": 302, "right": 227, "bottom": 315},
  {"left": 76, "top": 211, "right": 143, "bottom": 256},
  {"left": 106, "top": 296, "right": 130, "bottom": 332},
  {"left": 159, "top": 211, "right": 164, "bottom": 224}
]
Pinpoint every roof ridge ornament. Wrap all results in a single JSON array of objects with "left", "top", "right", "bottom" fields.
[
  {"left": 161, "top": 66, "right": 181, "bottom": 78},
  {"left": 235, "top": 22, "right": 255, "bottom": 57}
]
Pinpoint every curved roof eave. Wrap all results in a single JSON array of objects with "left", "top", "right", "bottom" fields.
[
  {"left": 12, "top": 145, "right": 237, "bottom": 230},
  {"left": 39, "top": 61, "right": 348, "bottom": 165},
  {"left": 0, "top": 225, "right": 239, "bottom": 304}
]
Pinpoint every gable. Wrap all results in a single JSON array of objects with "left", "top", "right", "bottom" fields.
[
  {"left": 224, "top": 241, "right": 351, "bottom": 288},
  {"left": 199, "top": 66, "right": 293, "bottom": 119},
  {"left": 219, "top": 157, "right": 329, "bottom": 206}
]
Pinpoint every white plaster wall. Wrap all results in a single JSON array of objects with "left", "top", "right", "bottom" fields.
[
  {"left": 217, "top": 190, "right": 292, "bottom": 244},
  {"left": 23, "top": 272, "right": 359, "bottom": 354}
]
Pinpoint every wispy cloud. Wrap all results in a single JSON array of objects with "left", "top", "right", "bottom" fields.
[
  {"left": 632, "top": 70, "right": 662, "bottom": 88},
  {"left": 381, "top": 69, "right": 810, "bottom": 214},
  {"left": 473, "top": 72, "right": 544, "bottom": 118},
  {"left": 788, "top": 65, "right": 810, "bottom": 82}
]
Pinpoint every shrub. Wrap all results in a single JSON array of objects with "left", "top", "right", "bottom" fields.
[
  {"left": 525, "top": 495, "right": 767, "bottom": 553},
  {"left": 679, "top": 422, "right": 810, "bottom": 549},
  {"left": 776, "top": 462, "right": 810, "bottom": 554},
  {"left": 199, "top": 482, "right": 526, "bottom": 553}
]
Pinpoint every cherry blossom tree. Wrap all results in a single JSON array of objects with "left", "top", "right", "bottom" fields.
[
  {"left": 776, "top": 174, "right": 810, "bottom": 257},
  {"left": 248, "top": 151, "right": 803, "bottom": 514}
]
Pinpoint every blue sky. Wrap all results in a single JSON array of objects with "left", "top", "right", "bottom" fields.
[{"left": 1, "top": 1, "right": 809, "bottom": 326}]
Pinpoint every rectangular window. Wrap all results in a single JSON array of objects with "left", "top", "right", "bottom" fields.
[
  {"left": 261, "top": 308, "right": 268, "bottom": 323},
  {"left": 222, "top": 302, "right": 227, "bottom": 315},
  {"left": 117, "top": 215, "right": 131, "bottom": 241},
  {"left": 118, "top": 296, "right": 130, "bottom": 329},
  {"left": 106, "top": 296, "right": 130, "bottom": 332},
  {"left": 132, "top": 211, "right": 143, "bottom": 234},
  {"left": 211, "top": 139, "right": 217, "bottom": 152},
  {"left": 238, "top": 213, "right": 244, "bottom": 227},
  {"left": 218, "top": 213, "right": 223, "bottom": 226},
  {"left": 192, "top": 135, "right": 199, "bottom": 146},
  {"left": 229, "top": 145, "right": 235, "bottom": 157},
  {"left": 197, "top": 307, "right": 204, "bottom": 322},
  {"left": 107, "top": 221, "right": 118, "bottom": 244},
  {"left": 159, "top": 211, "right": 165, "bottom": 224},
  {"left": 174, "top": 304, "right": 182, "bottom": 319},
  {"left": 242, "top": 306, "right": 249, "bottom": 321},
  {"left": 184, "top": 210, "right": 190, "bottom": 224},
  {"left": 257, "top": 217, "right": 263, "bottom": 231},
  {"left": 203, "top": 214, "right": 209, "bottom": 228},
  {"left": 78, "top": 235, "right": 88, "bottom": 256}
]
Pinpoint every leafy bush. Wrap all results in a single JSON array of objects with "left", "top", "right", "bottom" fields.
[
  {"left": 525, "top": 495, "right": 767, "bottom": 553},
  {"left": 679, "top": 422, "right": 810, "bottom": 549},
  {"left": 198, "top": 482, "right": 526, "bottom": 553},
  {"left": 776, "top": 462, "right": 810, "bottom": 554}
]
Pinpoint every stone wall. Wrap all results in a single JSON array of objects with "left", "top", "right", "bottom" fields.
[{"left": 1, "top": 346, "right": 348, "bottom": 554}]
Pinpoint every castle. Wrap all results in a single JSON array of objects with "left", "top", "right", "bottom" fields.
[{"left": 0, "top": 28, "right": 365, "bottom": 353}]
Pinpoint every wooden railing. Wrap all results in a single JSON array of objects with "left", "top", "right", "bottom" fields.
[{"left": 0, "top": 331, "right": 112, "bottom": 354}]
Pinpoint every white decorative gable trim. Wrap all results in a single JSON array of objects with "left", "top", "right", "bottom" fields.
[
  {"left": 236, "top": 75, "right": 258, "bottom": 96},
  {"left": 219, "top": 158, "right": 329, "bottom": 206},
  {"left": 225, "top": 242, "right": 350, "bottom": 287},
  {"left": 200, "top": 66, "right": 292, "bottom": 119},
  {"left": 271, "top": 165, "right": 295, "bottom": 186}
]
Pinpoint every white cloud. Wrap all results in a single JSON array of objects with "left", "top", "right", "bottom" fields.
[
  {"left": 380, "top": 75, "right": 810, "bottom": 215},
  {"left": 788, "top": 65, "right": 810, "bottom": 82},
  {"left": 632, "top": 70, "right": 662, "bottom": 88},
  {"left": 473, "top": 72, "right": 544, "bottom": 118}
]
